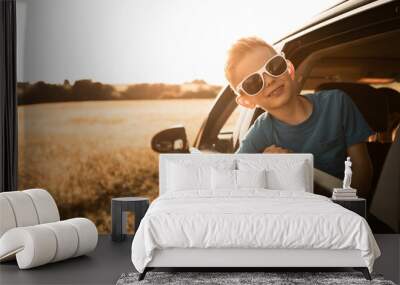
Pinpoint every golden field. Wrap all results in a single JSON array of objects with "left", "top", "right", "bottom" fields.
[{"left": 18, "top": 99, "right": 215, "bottom": 233}]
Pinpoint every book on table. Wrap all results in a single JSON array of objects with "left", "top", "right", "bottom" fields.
[
  {"left": 332, "top": 195, "right": 359, "bottom": 200},
  {"left": 332, "top": 188, "right": 358, "bottom": 200},
  {"left": 333, "top": 192, "right": 358, "bottom": 197},
  {"left": 333, "top": 188, "right": 357, "bottom": 193}
]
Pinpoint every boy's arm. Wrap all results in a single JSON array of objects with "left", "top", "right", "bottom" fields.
[
  {"left": 263, "top": 144, "right": 292, "bottom": 153},
  {"left": 347, "top": 142, "right": 373, "bottom": 199}
]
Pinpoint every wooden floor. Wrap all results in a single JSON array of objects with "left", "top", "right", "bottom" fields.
[{"left": 0, "top": 235, "right": 399, "bottom": 285}]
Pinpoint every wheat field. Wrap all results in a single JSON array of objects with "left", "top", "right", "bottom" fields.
[{"left": 17, "top": 99, "right": 215, "bottom": 233}]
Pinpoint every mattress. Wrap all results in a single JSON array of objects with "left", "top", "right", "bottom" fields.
[{"left": 131, "top": 190, "right": 380, "bottom": 273}]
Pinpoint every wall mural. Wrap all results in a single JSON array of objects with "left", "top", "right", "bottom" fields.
[{"left": 16, "top": 0, "right": 399, "bottom": 234}]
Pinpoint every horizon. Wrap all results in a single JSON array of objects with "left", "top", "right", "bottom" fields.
[{"left": 17, "top": 79, "right": 222, "bottom": 86}]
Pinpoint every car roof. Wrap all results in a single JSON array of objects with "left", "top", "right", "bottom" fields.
[{"left": 275, "top": 0, "right": 390, "bottom": 44}]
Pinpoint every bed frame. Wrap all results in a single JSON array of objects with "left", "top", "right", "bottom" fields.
[
  {"left": 140, "top": 248, "right": 371, "bottom": 280},
  {"left": 139, "top": 154, "right": 371, "bottom": 281}
]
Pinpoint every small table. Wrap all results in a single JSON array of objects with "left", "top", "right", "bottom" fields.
[
  {"left": 331, "top": 197, "right": 366, "bottom": 219},
  {"left": 111, "top": 197, "right": 149, "bottom": 242}
]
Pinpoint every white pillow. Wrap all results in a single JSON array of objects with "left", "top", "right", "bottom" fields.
[
  {"left": 236, "top": 169, "right": 267, "bottom": 189},
  {"left": 211, "top": 168, "right": 236, "bottom": 190},
  {"left": 266, "top": 162, "right": 308, "bottom": 191},
  {"left": 211, "top": 168, "right": 268, "bottom": 190},
  {"left": 167, "top": 163, "right": 209, "bottom": 191},
  {"left": 237, "top": 159, "right": 309, "bottom": 192},
  {"left": 166, "top": 159, "right": 235, "bottom": 191}
]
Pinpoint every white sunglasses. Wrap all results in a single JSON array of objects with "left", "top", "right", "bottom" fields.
[{"left": 235, "top": 52, "right": 288, "bottom": 96}]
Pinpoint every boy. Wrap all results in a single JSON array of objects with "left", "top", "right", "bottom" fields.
[{"left": 225, "top": 37, "right": 373, "bottom": 196}]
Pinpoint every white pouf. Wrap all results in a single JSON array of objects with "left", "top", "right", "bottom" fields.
[{"left": 0, "top": 189, "right": 98, "bottom": 269}]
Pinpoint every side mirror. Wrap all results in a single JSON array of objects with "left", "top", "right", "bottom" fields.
[{"left": 151, "top": 125, "right": 189, "bottom": 153}]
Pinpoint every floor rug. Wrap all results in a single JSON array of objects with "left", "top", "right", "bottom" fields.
[{"left": 116, "top": 271, "right": 396, "bottom": 285}]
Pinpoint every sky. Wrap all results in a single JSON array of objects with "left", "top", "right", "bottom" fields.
[{"left": 17, "top": 0, "right": 341, "bottom": 85}]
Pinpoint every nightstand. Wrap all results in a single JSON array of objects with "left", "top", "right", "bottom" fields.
[
  {"left": 331, "top": 198, "right": 366, "bottom": 218},
  {"left": 111, "top": 197, "right": 149, "bottom": 242}
]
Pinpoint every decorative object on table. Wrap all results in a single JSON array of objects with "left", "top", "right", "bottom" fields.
[
  {"left": 332, "top": 157, "right": 358, "bottom": 200},
  {"left": 116, "top": 271, "right": 394, "bottom": 285},
  {"left": 0, "top": 189, "right": 98, "bottom": 269},
  {"left": 111, "top": 197, "right": 149, "bottom": 242},
  {"left": 343, "top": 156, "right": 353, "bottom": 189},
  {"left": 331, "top": 198, "right": 367, "bottom": 218}
]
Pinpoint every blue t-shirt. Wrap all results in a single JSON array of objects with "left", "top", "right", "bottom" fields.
[{"left": 236, "top": 89, "right": 374, "bottom": 178}]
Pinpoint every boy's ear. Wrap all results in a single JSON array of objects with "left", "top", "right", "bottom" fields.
[
  {"left": 235, "top": 95, "right": 256, "bottom": 109},
  {"left": 287, "top": 60, "right": 295, "bottom": 80}
]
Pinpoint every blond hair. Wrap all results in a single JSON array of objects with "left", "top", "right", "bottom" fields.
[{"left": 224, "top": 37, "right": 276, "bottom": 86}]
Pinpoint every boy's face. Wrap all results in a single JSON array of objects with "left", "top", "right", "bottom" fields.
[{"left": 231, "top": 46, "right": 296, "bottom": 111}]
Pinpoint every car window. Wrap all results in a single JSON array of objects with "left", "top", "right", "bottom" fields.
[
  {"left": 231, "top": 107, "right": 264, "bottom": 152},
  {"left": 219, "top": 105, "right": 242, "bottom": 134}
]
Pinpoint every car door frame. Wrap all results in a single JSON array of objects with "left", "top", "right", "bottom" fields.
[{"left": 192, "top": 86, "right": 238, "bottom": 151}]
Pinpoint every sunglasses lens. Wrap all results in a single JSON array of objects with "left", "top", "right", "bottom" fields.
[
  {"left": 266, "top": 56, "right": 287, "bottom": 76},
  {"left": 242, "top": 73, "right": 263, "bottom": 95}
]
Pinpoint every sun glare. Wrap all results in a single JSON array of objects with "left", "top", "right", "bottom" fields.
[{"left": 17, "top": 0, "right": 341, "bottom": 85}]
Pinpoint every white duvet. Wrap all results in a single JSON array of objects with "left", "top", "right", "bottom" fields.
[{"left": 131, "top": 190, "right": 380, "bottom": 273}]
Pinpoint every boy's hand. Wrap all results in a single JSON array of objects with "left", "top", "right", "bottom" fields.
[{"left": 263, "top": 144, "right": 293, "bottom": 153}]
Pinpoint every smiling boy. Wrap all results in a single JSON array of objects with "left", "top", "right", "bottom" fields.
[{"left": 225, "top": 37, "right": 374, "bottom": 196}]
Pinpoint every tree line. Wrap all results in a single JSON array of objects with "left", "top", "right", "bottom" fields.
[{"left": 17, "top": 79, "right": 222, "bottom": 105}]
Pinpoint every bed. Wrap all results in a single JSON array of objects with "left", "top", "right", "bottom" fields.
[{"left": 131, "top": 154, "right": 380, "bottom": 280}]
